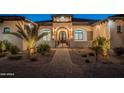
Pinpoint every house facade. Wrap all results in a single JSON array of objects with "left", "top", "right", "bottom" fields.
[
  {"left": 0, "top": 14, "right": 124, "bottom": 50},
  {"left": 37, "top": 14, "right": 95, "bottom": 48}
]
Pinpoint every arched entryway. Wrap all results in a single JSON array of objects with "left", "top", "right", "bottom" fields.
[{"left": 54, "top": 27, "right": 70, "bottom": 47}]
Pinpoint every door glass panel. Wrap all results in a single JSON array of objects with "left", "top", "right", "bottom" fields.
[
  {"left": 63, "top": 32, "right": 66, "bottom": 40},
  {"left": 59, "top": 31, "right": 66, "bottom": 41}
]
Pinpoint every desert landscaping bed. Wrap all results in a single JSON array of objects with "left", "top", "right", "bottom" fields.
[
  {"left": 0, "top": 50, "right": 56, "bottom": 78},
  {"left": 69, "top": 48, "right": 124, "bottom": 78}
]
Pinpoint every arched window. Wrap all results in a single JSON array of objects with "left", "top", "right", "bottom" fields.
[
  {"left": 41, "top": 29, "right": 51, "bottom": 41},
  {"left": 74, "top": 30, "right": 87, "bottom": 41}
]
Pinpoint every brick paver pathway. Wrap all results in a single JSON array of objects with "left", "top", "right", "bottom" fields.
[{"left": 43, "top": 48, "right": 82, "bottom": 77}]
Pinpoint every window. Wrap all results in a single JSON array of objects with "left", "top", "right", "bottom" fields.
[
  {"left": 3, "top": 27, "right": 10, "bottom": 33},
  {"left": 74, "top": 30, "right": 87, "bottom": 41},
  {"left": 117, "top": 26, "right": 122, "bottom": 33},
  {"left": 74, "top": 30, "right": 83, "bottom": 40},
  {"left": 42, "top": 29, "right": 51, "bottom": 41}
]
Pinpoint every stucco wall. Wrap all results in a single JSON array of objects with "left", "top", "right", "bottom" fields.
[
  {"left": 39, "top": 26, "right": 52, "bottom": 30},
  {"left": 93, "top": 21, "right": 110, "bottom": 40},
  {"left": 109, "top": 20, "right": 124, "bottom": 48},
  {"left": 72, "top": 25, "right": 93, "bottom": 31},
  {"left": 70, "top": 41, "right": 92, "bottom": 48}
]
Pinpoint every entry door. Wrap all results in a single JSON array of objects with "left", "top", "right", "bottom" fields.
[{"left": 59, "top": 31, "right": 66, "bottom": 43}]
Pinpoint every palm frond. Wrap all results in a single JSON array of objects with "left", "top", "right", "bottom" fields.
[
  {"left": 32, "top": 25, "right": 39, "bottom": 35},
  {"left": 17, "top": 30, "right": 29, "bottom": 41},
  {"left": 32, "top": 25, "right": 39, "bottom": 40},
  {"left": 25, "top": 25, "right": 32, "bottom": 37},
  {"left": 16, "top": 25, "right": 29, "bottom": 41}
]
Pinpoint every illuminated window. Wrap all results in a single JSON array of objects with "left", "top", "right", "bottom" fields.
[
  {"left": 3, "top": 27, "right": 10, "bottom": 33},
  {"left": 74, "top": 30, "right": 87, "bottom": 41},
  {"left": 42, "top": 29, "right": 51, "bottom": 41},
  {"left": 74, "top": 30, "right": 83, "bottom": 40}
]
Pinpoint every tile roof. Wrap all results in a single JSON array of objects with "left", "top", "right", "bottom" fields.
[
  {"left": 109, "top": 14, "right": 124, "bottom": 18},
  {"left": 0, "top": 15, "right": 25, "bottom": 20}
]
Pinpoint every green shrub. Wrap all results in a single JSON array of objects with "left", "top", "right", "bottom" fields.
[
  {"left": 37, "top": 44, "right": 50, "bottom": 55},
  {"left": 9, "top": 45, "right": 20, "bottom": 55},
  {"left": 2, "top": 40, "right": 20, "bottom": 55},
  {"left": 0, "top": 40, "right": 20, "bottom": 58},
  {"left": 2, "top": 40, "right": 12, "bottom": 51},
  {"left": 0, "top": 41, "right": 6, "bottom": 53}
]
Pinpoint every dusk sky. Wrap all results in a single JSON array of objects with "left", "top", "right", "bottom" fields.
[{"left": 0, "top": 14, "right": 114, "bottom": 22}]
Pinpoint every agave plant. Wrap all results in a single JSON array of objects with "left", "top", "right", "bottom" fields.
[
  {"left": 91, "top": 36, "right": 110, "bottom": 61},
  {"left": 5, "top": 22, "right": 48, "bottom": 57}
]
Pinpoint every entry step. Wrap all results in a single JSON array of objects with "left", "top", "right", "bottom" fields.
[{"left": 57, "top": 43, "right": 68, "bottom": 48}]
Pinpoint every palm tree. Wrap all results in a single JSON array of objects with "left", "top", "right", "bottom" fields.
[
  {"left": 5, "top": 22, "right": 48, "bottom": 57},
  {"left": 91, "top": 36, "right": 110, "bottom": 62}
]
